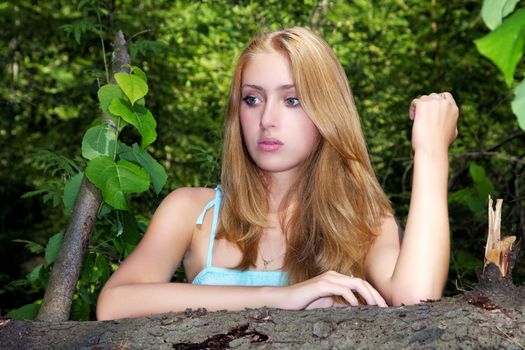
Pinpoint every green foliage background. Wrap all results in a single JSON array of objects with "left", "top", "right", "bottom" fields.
[{"left": 1, "top": 0, "right": 524, "bottom": 320}]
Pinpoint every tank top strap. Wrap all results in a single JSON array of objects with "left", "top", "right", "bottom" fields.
[{"left": 195, "top": 186, "right": 222, "bottom": 268}]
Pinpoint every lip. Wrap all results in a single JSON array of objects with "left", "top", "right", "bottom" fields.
[{"left": 258, "top": 137, "right": 283, "bottom": 152}]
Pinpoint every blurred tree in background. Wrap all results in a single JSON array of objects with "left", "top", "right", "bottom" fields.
[{"left": 1, "top": 0, "right": 523, "bottom": 320}]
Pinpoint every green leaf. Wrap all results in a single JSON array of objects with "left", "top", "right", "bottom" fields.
[
  {"left": 78, "top": 286, "right": 93, "bottom": 305},
  {"left": 118, "top": 211, "right": 141, "bottom": 247},
  {"left": 121, "top": 64, "right": 148, "bottom": 82},
  {"left": 108, "top": 99, "right": 157, "bottom": 148},
  {"left": 502, "top": 0, "right": 521, "bottom": 18},
  {"left": 81, "top": 124, "right": 117, "bottom": 160},
  {"left": 98, "top": 203, "right": 112, "bottom": 217},
  {"left": 481, "top": 0, "right": 520, "bottom": 30},
  {"left": 474, "top": 8, "right": 525, "bottom": 86},
  {"left": 81, "top": 252, "right": 97, "bottom": 283},
  {"left": 60, "top": 19, "right": 98, "bottom": 45},
  {"left": 114, "top": 72, "right": 148, "bottom": 105},
  {"left": 70, "top": 296, "right": 90, "bottom": 321},
  {"left": 95, "top": 254, "right": 110, "bottom": 282},
  {"left": 85, "top": 157, "right": 150, "bottom": 210},
  {"left": 131, "top": 66, "right": 147, "bottom": 83},
  {"left": 469, "top": 163, "right": 495, "bottom": 200},
  {"left": 27, "top": 265, "right": 43, "bottom": 284},
  {"left": 448, "top": 188, "right": 472, "bottom": 204},
  {"left": 116, "top": 210, "right": 124, "bottom": 237},
  {"left": 82, "top": 253, "right": 110, "bottom": 285},
  {"left": 455, "top": 250, "right": 483, "bottom": 273},
  {"left": 63, "top": 172, "right": 84, "bottom": 215},
  {"left": 464, "top": 193, "right": 485, "bottom": 214},
  {"left": 45, "top": 232, "right": 64, "bottom": 265},
  {"left": 12, "top": 239, "right": 45, "bottom": 254},
  {"left": 7, "top": 303, "right": 40, "bottom": 320},
  {"left": 30, "top": 149, "right": 80, "bottom": 177},
  {"left": 511, "top": 77, "right": 525, "bottom": 131},
  {"left": 129, "top": 40, "right": 168, "bottom": 60},
  {"left": 97, "top": 84, "right": 125, "bottom": 116},
  {"left": 119, "top": 143, "right": 167, "bottom": 194}
]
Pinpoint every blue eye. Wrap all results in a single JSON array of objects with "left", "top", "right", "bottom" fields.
[
  {"left": 242, "top": 96, "right": 262, "bottom": 106},
  {"left": 285, "top": 97, "right": 300, "bottom": 107}
]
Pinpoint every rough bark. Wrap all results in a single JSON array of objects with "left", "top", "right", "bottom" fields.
[
  {"left": 110, "top": 31, "right": 131, "bottom": 78},
  {"left": 36, "top": 30, "right": 131, "bottom": 322},
  {"left": 36, "top": 177, "right": 101, "bottom": 322},
  {"left": 2, "top": 292, "right": 525, "bottom": 349}
]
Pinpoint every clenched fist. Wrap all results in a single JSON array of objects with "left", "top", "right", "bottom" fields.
[{"left": 409, "top": 92, "right": 459, "bottom": 154}]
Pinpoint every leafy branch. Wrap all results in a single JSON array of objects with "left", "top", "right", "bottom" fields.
[{"left": 475, "top": 0, "right": 525, "bottom": 131}]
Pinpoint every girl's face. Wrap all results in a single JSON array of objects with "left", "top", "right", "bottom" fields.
[{"left": 239, "top": 51, "right": 320, "bottom": 178}]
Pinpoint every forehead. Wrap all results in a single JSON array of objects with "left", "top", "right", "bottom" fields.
[{"left": 241, "top": 51, "right": 294, "bottom": 88}]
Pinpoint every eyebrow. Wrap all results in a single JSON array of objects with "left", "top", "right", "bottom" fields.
[{"left": 241, "top": 84, "right": 295, "bottom": 91}]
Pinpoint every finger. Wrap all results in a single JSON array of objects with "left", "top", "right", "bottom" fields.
[
  {"left": 409, "top": 99, "right": 418, "bottom": 120},
  {"left": 328, "top": 283, "right": 359, "bottom": 306},
  {"left": 321, "top": 272, "right": 385, "bottom": 306},
  {"left": 439, "top": 91, "right": 456, "bottom": 105},
  {"left": 324, "top": 273, "right": 380, "bottom": 306},
  {"left": 352, "top": 284, "right": 379, "bottom": 306},
  {"left": 342, "top": 289, "right": 360, "bottom": 306},
  {"left": 305, "top": 298, "right": 331, "bottom": 310},
  {"left": 304, "top": 298, "right": 317, "bottom": 310},
  {"left": 363, "top": 280, "right": 388, "bottom": 307},
  {"left": 439, "top": 92, "right": 459, "bottom": 115}
]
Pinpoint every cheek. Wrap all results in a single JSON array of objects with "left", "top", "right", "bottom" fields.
[
  {"left": 298, "top": 115, "right": 320, "bottom": 146},
  {"left": 239, "top": 109, "right": 255, "bottom": 145}
]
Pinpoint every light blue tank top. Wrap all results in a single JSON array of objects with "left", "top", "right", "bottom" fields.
[{"left": 191, "top": 185, "right": 289, "bottom": 286}]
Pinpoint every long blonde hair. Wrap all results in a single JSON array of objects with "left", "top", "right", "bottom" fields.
[{"left": 216, "top": 27, "right": 392, "bottom": 288}]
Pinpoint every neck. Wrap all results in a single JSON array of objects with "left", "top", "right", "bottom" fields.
[{"left": 266, "top": 170, "right": 297, "bottom": 214}]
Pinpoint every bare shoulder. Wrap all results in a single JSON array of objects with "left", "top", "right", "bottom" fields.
[
  {"left": 161, "top": 186, "right": 216, "bottom": 213},
  {"left": 377, "top": 212, "right": 401, "bottom": 242},
  {"left": 148, "top": 186, "right": 217, "bottom": 240},
  {"left": 101, "top": 186, "right": 217, "bottom": 289}
]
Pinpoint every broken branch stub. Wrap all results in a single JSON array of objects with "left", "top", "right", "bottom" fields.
[{"left": 484, "top": 196, "right": 516, "bottom": 277}]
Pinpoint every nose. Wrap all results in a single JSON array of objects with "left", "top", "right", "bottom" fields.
[{"left": 260, "top": 98, "right": 278, "bottom": 129}]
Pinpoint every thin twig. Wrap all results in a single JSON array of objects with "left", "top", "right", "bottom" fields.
[
  {"left": 495, "top": 325, "right": 525, "bottom": 349},
  {"left": 381, "top": 144, "right": 399, "bottom": 188},
  {"left": 128, "top": 29, "right": 153, "bottom": 42},
  {"left": 486, "top": 131, "right": 524, "bottom": 152},
  {"left": 485, "top": 90, "right": 516, "bottom": 118},
  {"left": 96, "top": 9, "right": 109, "bottom": 83},
  {"left": 401, "top": 159, "right": 413, "bottom": 194},
  {"left": 454, "top": 151, "right": 525, "bottom": 165}
]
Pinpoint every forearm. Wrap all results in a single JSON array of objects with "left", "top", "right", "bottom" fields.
[
  {"left": 96, "top": 282, "right": 281, "bottom": 320},
  {"left": 390, "top": 149, "right": 450, "bottom": 304}
]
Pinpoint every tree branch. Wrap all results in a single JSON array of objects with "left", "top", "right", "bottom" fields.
[{"left": 37, "top": 30, "right": 131, "bottom": 322}]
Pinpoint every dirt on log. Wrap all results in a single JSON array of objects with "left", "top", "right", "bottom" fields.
[{"left": 1, "top": 291, "right": 525, "bottom": 350}]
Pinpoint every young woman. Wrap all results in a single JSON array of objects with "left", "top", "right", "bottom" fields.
[{"left": 96, "top": 27, "right": 458, "bottom": 320}]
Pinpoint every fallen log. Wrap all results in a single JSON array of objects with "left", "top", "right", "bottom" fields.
[
  {"left": 3, "top": 199, "right": 523, "bottom": 349},
  {"left": 1, "top": 295, "right": 525, "bottom": 349}
]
